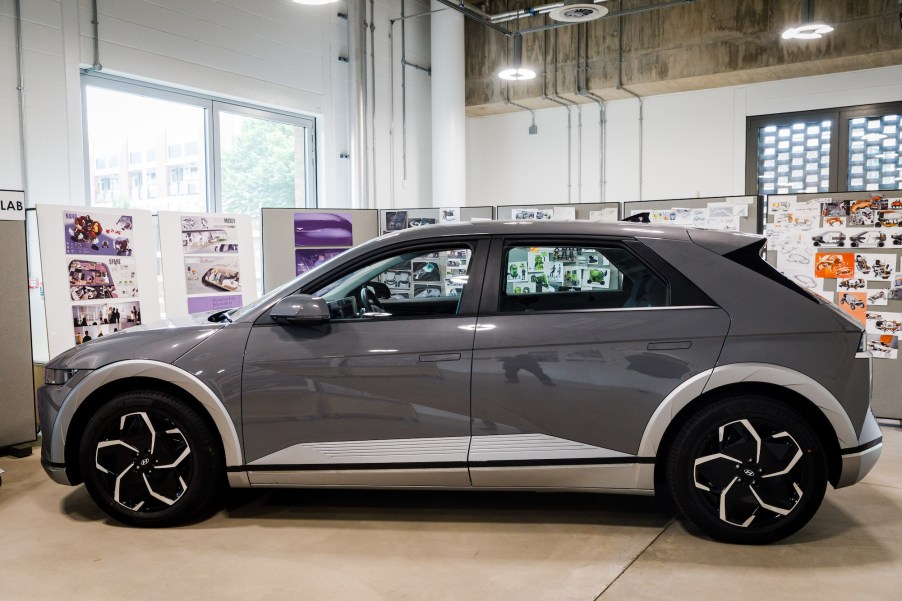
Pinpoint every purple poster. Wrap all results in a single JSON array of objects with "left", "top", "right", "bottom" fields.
[
  {"left": 296, "top": 248, "right": 347, "bottom": 276},
  {"left": 63, "top": 210, "right": 135, "bottom": 256},
  {"left": 294, "top": 212, "right": 353, "bottom": 247}
]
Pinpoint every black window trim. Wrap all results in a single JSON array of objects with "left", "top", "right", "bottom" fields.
[{"left": 480, "top": 235, "right": 676, "bottom": 316}]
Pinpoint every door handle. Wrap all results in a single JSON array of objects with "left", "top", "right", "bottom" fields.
[
  {"left": 647, "top": 341, "right": 692, "bottom": 351},
  {"left": 419, "top": 353, "right": 461, "bottom": 362}
]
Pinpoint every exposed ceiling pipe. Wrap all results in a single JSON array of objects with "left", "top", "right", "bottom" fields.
[
  {"left": 490, "top": 0, "right": 608, "bottom": 23},
  {"left": 574, "top": 24, "right": 583, "bottom": 204},
  {"left": 348, "top": 0, "right": 369, "bottom": 208},
  {"left": 389, "top": 16, "right": 395, "bottom": 207},
  {"left": 617, "top": 0, "right": 643, "bottom": 201},
  {"left": 369, "top": 0, "right": 377, "bottom": 209},
  {"left": 14, "top": 0, "right": 28, "bottom": 202},
  {"left": 577, "top": 22, "right": 607, "bottom": 203},
  {"left": 89, "top": 0, "right": 102, "bottom": 71},
  {"left": 517, "top": 0, "right": 694, "bottom": 34},
  {"left": 548, "top": 23, "right": 575, "bottom": 204}
]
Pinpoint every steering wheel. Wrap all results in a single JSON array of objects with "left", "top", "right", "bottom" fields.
[{"left": 359, "top": 285, "right": 385, "bottom": 314}]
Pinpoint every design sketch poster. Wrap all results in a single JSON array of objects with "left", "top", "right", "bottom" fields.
[
  {"left": 63, "top": 210, "right": 134, "bottom": 256},
  {"left": 182, "top": 215, "right": 240, "bottom": 254},
  {"left": 296, "top": 248, "right": 347, "bottom": 276},
  {"left": 294, "top": 212, "right": 353, "bottom": 246}
]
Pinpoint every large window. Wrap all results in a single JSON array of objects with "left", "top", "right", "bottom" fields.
[
  {"left": 747, "top": 102, "right": 902, "bottom": 194},
  {"left": 83, "top": 74, "right": 317, "bottom": 295}
]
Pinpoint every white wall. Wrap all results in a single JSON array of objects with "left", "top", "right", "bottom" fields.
[
  {"left": 466, "top": 64, "right": 902, "bottom": 206},
  {"left": 0, "top": 0, "right": 433, "bottom": 210}
]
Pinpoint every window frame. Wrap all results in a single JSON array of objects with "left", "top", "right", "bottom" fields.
[
  {"left": 80, "top": 72, "right": 318, "bottom": 212},
  {"left": 746, "top": 101, "right": 902, "bottom": 195},
  {"left": 482, "top": 237, "right": 675, "bottom": 316}
]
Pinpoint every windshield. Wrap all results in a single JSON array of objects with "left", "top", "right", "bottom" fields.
[{"left": 227, "top": 232, "right": 399, "bottom": 322}]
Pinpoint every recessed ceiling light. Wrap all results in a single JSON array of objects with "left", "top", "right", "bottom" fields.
[
  {"left": 781, "top": 23, "right": 834, "bottom": 40},
  {"left": 499, "top": 68, "right": 536, "bottom": 81}
]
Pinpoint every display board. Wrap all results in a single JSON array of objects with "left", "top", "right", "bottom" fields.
[
  {"left": 261, "top": 208, "right": 379, "bottom": 292},
  {"left": 0, "top": 191, "right": 36, "bottom": 448},
  {"left": 158, "top": 211, "right": 257, "bottom": 317},
  {"left": 494, "top": 202, "right": 620, "bottom": 222},
  {"left": 623, "top": 196, "right": 762, "bottom": 234},
  {"left": 36, "top": 204, "right": 162, "bottom": 361},
  {"left": 378, "top": 206, "right": 495, "bottom": 234},
  {"left": 764, "top": 192, "right": 902, "bottom": 419}
]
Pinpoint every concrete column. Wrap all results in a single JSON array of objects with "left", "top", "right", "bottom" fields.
[{"left": 430, "top": 0, "right": 466, "bottom": 207}]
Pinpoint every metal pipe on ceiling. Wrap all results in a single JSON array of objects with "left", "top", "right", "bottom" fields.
[
  {"left": 549, "top": 24, "right": 575, "bottom": 204},
  {"left": 14, "top": 0, "right": 28, "bottom": 202},
  {"left": 369, "top": 0, "right": 377, "bottom": 209},
  {"left": 90, "top": 0, "right": 102, "bottom": 70},
  {"left": 617, "top": 0, "right": 643, "bottom": 201},
  {"left": 578, "top": 22, "right": 607, "bottom": 203},
  {"left": 348, "top": 0, "right": 369, "bottom": 207},
  {"left": 516, "top": 0, "right": 694, "bottom": 35},
  {"left": 389, "top": 17, "right": 396, "bottom": 207}
]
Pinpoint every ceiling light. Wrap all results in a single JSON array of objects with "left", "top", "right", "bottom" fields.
[
  {"left": 782, "top": 0, "right": 833, "bottom": 40},
  {"left": 292, "top": 0, "right": 339, "bottom": 5},
  {"left": 498, "top": 33, "right": 536, "bottom": 81}
]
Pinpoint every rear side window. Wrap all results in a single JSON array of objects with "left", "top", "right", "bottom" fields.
[{"left": 500, "top": 245, "right": 669, "bottom": 312}]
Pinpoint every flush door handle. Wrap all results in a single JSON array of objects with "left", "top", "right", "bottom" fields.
[
  {"left": 419, "top": 353, "right": 462, "bottom": 362},
  {"left": 647, "top": 341, "right": 692, "bottom": 350}
]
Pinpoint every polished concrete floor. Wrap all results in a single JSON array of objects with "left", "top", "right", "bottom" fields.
[{"left": 1, "top": 426, "right": 900, "bottom": 601}]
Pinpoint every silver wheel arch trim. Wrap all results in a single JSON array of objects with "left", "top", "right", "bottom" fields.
[
  {"left": 637, "top": 363, "right": 858, "bottom": 459},
  {"left": 53, "top": 359, "right": 242, "bottom": 468}
]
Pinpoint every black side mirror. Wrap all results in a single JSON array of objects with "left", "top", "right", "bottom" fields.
[{"left": 270, "top": 294, "right": 330, "bottom": 325}]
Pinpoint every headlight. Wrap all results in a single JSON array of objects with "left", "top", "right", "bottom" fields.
[{"left": 44, "top": 368, "right": 78, "bottom": 386}]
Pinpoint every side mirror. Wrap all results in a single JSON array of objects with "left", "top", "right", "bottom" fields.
[{"left": 270, "top": 294, "right": 330, "bottom": 325}]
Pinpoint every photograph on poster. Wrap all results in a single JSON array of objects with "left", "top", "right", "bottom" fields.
[
  {"left": 822, "top": 201, "right": 848, "bottom": 217},
  {"left": 413, "top": 284, "right": 442, "bottom": 298},
  {"left": 72, "top": 300, "right": 141, "bottom": 345},
  {"left": 854, "top": 254, "right": 896, "bottom": 281},
  {"left": 185, "top": 257, "right": 241, "bottom": 295},
  {"left": 814, "top": 253, "right": 854, "bottom": 278},
  {"left": 407, "top": 217, "right": 436, "bottom": 228},
  {"left": 68, "top": 258, "right": 138, "bottom": 300},
  {"left": 440, "top": 208, "right": 460, "bottom": 223},
  {"left": 63, "top": 210, "right": 134, "bottom": 256},
  {"left": 382, "top": 270, "right": 411, "bottom": 289},
  {"left": 294, "top": 212, "right": 353, "bottom": 246},
  {"left": 295, "top": 248, "right": 347, "bottom": 276},
  {"left": 865, "top": 334, "right": 899, "bottom": 359},
  {"left": 412, "top": 261, "right": 441, "bottom": 282},
  {"left": 866, "top": 311, "right": 902, "bottom": 335},
  {"left": 507, "top": 261, "right": 528, "bottom": 282},
  {"left": 181, "top": 215, "right": 239, "bottom": 254},
  {"left": 385, "top": 211, "right": 407, "bottom": 232},
  {"left": 867, "top": 288, "right": 889, "bottom": 306},
  {"left": 584, "top": 267, "right": 611, "bottom": 288},
  {"left": 837, "top": 291, "right": 867, "bottom": 325}
]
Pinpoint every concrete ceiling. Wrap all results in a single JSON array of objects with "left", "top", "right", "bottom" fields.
[{"left": 463, "top": 0, "right": 902, "bottom": 116}]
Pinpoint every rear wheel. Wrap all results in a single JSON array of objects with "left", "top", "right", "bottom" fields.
[
  {"left": 79, "top": 390, "right": 223, "bottom": 527},
  {"left": 667, "top": 396, "right": 827, "bottom": 544}
]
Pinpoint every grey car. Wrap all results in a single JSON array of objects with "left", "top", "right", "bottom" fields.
[{"left": 38, "top": 221, "right": 883, "bottom": 544}]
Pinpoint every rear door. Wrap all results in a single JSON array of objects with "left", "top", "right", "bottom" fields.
[{"left": 468, "top": 237, "right": 730, "bottom": 489}]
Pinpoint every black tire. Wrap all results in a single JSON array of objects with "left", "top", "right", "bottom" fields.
[
  {"left": 666, "top": 395, "right": 827, "bottom": 544},
  {"left": 79, "top": 389, "right": 223, "bottom": 527}
]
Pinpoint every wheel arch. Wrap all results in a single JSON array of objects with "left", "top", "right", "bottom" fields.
[
  {"left": 57, "top": 360, "right": 242, "bottom": 485},
  {"left": 647, "top": 380, "right": 846, "bottom": 504}
]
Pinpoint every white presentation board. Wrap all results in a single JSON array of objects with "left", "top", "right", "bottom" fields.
[
  {"left": 158, "top": 211, "right": 257, "bottom": 317},
  {"left": 36, "top": 204, "right": 162, "bottom": 361}
]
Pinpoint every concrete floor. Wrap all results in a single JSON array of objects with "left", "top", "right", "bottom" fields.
[{"left": 1, "top": 426, "right": 900, "bottom": 601}]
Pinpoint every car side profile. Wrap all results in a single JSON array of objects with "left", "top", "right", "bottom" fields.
[{"left": 38, "top": 221, "right": 882, "bottom": 544}]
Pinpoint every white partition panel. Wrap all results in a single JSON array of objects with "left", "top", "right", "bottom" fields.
[
  {"left": 158, "top": 212, "right": 257, "bottom": 317},
  {"left": 36, "top": 205, "right": 161, "bottom": 361}
]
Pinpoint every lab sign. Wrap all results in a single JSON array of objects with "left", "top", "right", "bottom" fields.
[{"left": 0, "top": 190, "right": 25, "bottom": 221}]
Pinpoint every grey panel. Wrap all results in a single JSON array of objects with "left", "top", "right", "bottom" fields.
[
  {"left": 623, "top": 196, "right": 761, "bottom": 234},
  {"left": 378, "top": 206, "right": 495, "bottom": 234},
  {"left": 261, "top": 208, "right": 379, "bottom": 293},
  {"left": 0, "top": 221, "right": 36, "bottom": 447},
  {"left": 764, "top": 192, "right": 902, "bottom": 419},
  {"left": 470, "top": 307, "right": 730, "bottom": 463},
  {"left": 494, "top": 202, "right": 620, "bottom": 221}
]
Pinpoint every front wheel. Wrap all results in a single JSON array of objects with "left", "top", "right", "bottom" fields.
[
  {"left": 666, "top": 396, "right": 827, "bottom": 544},
  {"left": 79, "top": 390, "right": 223, "bottom": 527}
]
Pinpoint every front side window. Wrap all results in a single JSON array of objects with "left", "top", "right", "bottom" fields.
[
  {"left": 500, "top": 245, "right": 668, "bottom": 312},
  {"left": 312, "top": 247, "right": 473, "bottom": 320}
]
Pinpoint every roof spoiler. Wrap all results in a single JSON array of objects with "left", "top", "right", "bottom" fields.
[{"left": 687, "top": 228, "right": 766, "bottom": 256}]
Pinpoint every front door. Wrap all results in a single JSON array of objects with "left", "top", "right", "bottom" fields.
[{"left": 242, "top": 240, "right": 487, "bottom": 487}]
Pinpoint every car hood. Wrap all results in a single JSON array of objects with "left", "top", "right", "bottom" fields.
[{"left": 46, "top": 314, "right": 226, "bottom": 370}]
